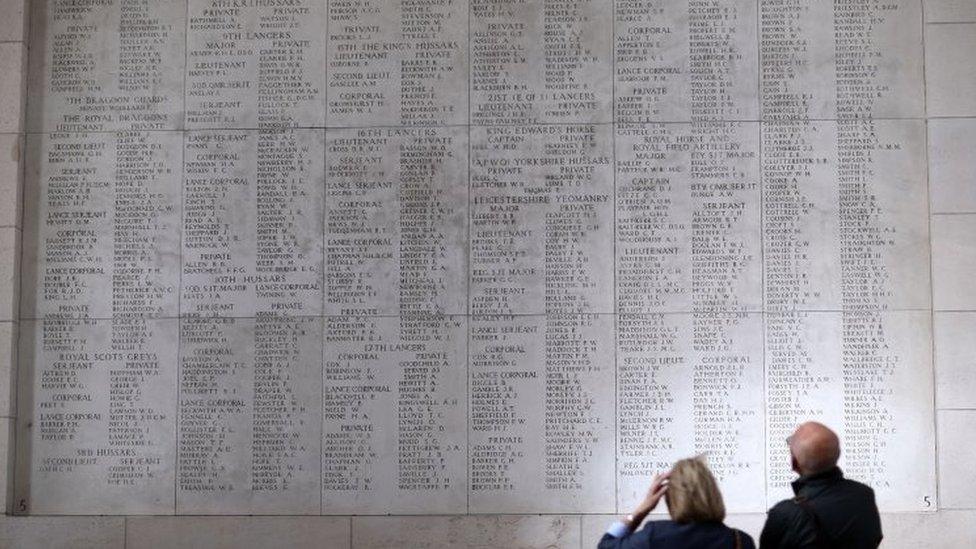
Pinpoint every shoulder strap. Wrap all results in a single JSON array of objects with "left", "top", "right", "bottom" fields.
[{"left": 793, "top": 496, "right": 829, "bottom": 548}]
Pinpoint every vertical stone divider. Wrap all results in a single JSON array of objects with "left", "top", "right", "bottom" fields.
[
  {"left": 756, "top": 0, "right": 767, "bottom": 512},
  {"left": 610, "top": 0, "right": 618, "bottom": 516},
  {"left": 175, "top": 0, "right": 190, "bottom": 516},
  {"left": 1, "top": 0, "right": 28, "bottom": 516},
  {"left": 919, "top": 1, "right": 938, "bottom": 511},
  {"left": 465, "top": 0, "right": 472, "bottom": 515},
  {"left": 321, "top": 0, "right": 329, "bottom": 518}
]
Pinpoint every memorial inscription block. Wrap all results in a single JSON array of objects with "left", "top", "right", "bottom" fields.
[{"left": 16, "top": 0, "right": 937, "bottom": 516}]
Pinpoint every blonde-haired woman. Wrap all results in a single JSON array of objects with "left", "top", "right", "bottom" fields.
[{"left": 598, "top": 457, "right": 755, "bottom": 549}]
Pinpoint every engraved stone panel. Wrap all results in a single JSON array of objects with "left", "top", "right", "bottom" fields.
[
  {"left": 759, "top": 0, "right": 924, "bottom": 120},
  {"left": 15, "top": 0, "right": 945, "bottom": 518},
  {"left": 181, "top": 129, "right": 324, "bottom": 318},
  {"left": 185, "top": 0, "right": 326, "bottom": 129},
  {"left": 21, "top": 131, "right": 182, "bottom": 320},
  {"left": 762, "top": 119, "right": 931, "bottom": 312},
  {"left": 324, "top": 127, "right": 467, "bottom": 317},
  {"left": 16, "top": 318, "right": 177, "bottom": 514},
  {"left": 765, "top": 311, "right": 936, "bottom": 512},
  {"left": 177, "top": 316, "right": 322, "bottom": 515},
  {"left": 615, "top": 122, "right": 761, "bottom": 313},
  {"left": 616, "top": 312, "right": 765, "bottom": 513},
  {"left": 469, "top": 314, "right": 614, "bottom": 513},
  {"left": 614, "top": 0, "right": 759, "bottom": 123},
  {"left": 470, "top": 0, "right": 613, "bottom": 124},
  {"left": 322, "top": 315, "right": 466, "bottom": 514},
  {"left": 470, "top": 124, "right": 614, "bottom": 315},
  {"left": 326, "top": 0, "right": 467, "bottom": 127},
  {"left": 26, "top": 0, "right": 186, "bottom": 132}
]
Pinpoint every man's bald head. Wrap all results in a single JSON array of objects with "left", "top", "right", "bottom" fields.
[{"left": 789, "top": 422, "right": 841, "bottom": 476}]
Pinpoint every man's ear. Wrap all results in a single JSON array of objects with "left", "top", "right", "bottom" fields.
[{"left": 790, "top": 453, "right": 800, "bottom": 475}]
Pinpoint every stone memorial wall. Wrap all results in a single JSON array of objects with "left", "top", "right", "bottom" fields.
[{"left": 13, "top": 0, "right": 939, "bottom": 518}]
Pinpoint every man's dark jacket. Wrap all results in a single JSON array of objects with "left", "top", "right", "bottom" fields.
[{"left": 760, "top": 467, "right": 882, "bottom": 549}]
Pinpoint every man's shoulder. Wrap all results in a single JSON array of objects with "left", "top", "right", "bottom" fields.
[
  {"left": 767, "top": 497, "right": 807, "bottom": 521},
  {"left": 836, "top": 476, "right": 876, "bottom": 497}
]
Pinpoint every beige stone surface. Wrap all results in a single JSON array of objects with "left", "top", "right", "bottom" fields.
[
  {"left": 0, "top": 0, "right": 27, "bottom": 42},
  {"left": 926, "top": 24, "right": 976, "bottom": 117},
  {"left": 931, "top": 215, "right": 976, "bottom": 310},
  {"left": 0, "top": 417, "right": 12, "bottom": 514},
  {"left": 926, "top": 0, "right": 976, "bottom": 23},
  {"left": 126, "top": 517, "right": 351, "bottom": 549},
  {"left": 0, "top": 513, "right": 966, "bottom": 549},
  {"left": 0, "top": 321, "right": 15, "bottom": 417},
  {"left": 929, "top": 118, "right": 976, "bottom": 213},
  {"left": 934, "top": 312, "right": 976, "bottom": 409},
  {"left": 0, "top": 133, "right": 21, "bottom": 228},
  {"left": 880, "top": 511, "right": 976, "bottom": 548},
  {"left": 938, "top": 411, "right": 976, "bottom": 509},
  {"left": 0, "top": 43, "right": 25, "bottom": 133},
  {"left": 352, "top": 515, "right": 580, "bottom": 549},
  {"left": 0, "top": 516, "right": 124, "bottom": 549},
  {"left": 580, "top": 513, "right": 616, "bottom": 545},
  {"left": 0, "top": 227, "right": 19, "bottom": 321}
]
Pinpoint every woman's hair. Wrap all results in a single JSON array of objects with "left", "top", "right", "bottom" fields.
[{"left": 665, "top": 457, "right": 726, "bottom": 523}]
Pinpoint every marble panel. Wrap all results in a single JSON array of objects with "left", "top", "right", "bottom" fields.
[
  {"left": 0, "top": 43, "right": 25, "bottom": 133},
  {"left": 0, "top": 132, "right": 23, "bottom": 228},
  {"left": 615, "top": 0, "right": 759, "bottom": 123},
  {"left": 0, "top": 516, "right": 124, "bottom": 549},
  {"left": 0, "top": 321, "right": 16, "bottom": 417},
  {"left": 322, "top": 315, "right": 467, "bottom": 514},
  {"left": 0, "top": 227, "right": 18, "bottom": 322},
  {"left": 326, "top": 0, "right": 467, "bottom": 127},
  {"left": 15, "top": 317, "right": 178, "bottom": 514},
  {"left": 470, "top": 0, "right": 613, "bottom": 124},
  {"left": 324, "top": 126, "right": 467, "bottom": 316},
  {"left": 177, "top": 316, "right": 322, "bottom": 515},
  {"left": 20, "top": 131, "right": 182, "bottom": 320},
  {"left": 181, "top": 129, "right": 324, "bottom": 318},
  {"left": 26, "top": 0, "right": 185, "bottom": 132},
  {"left": 762, "top": 119, "right": 931, "bottom": 312},
  {"left": 926, "top": 23, "right": 976, "bottom": 117},
  {"left": 937, "top": 410, "right": 976, "bottom": 509},
  {"left": 925, "top": 1, "right": 976, "bottom": 23},
  {"left": 352, "top": 515, "right": 580, "bottom": 549},
  {"left": 467, "top": 314, "right": 615, "bottom": 513},
  {"left": 880, "top": 511, "right": 976, "bottom": 549},
  {"left": 934, "top": 312, "right": 976, "bottom": 409},
  {"left": 616, "top": 121, "right": 762, "bottom": 313},
  {"left": 931, "top": 214, "right": 976, "bottom": 310},
  {"left": 764, "top": 311, "right": 936, "bottom": 512},
  {"left": 127, "top": 516, "right": 351, "bottom": 549},
  {"left": 616, "top": 312, "right": 765, "bottom": 513},
  {"left": 184, "top": 0, "right": 326, "bottom": 129},
  {"left": 928, "top": 118, "right": 976, "bottom": 214},
  {"left": 0, "top": 0, "right": 28, "bottom": 42},
  {"left": 759, "top": 0, "right": 924, "bottom": 120},
  {"left": 470, "top": 124, "right": 614, "bottom": 315}
]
